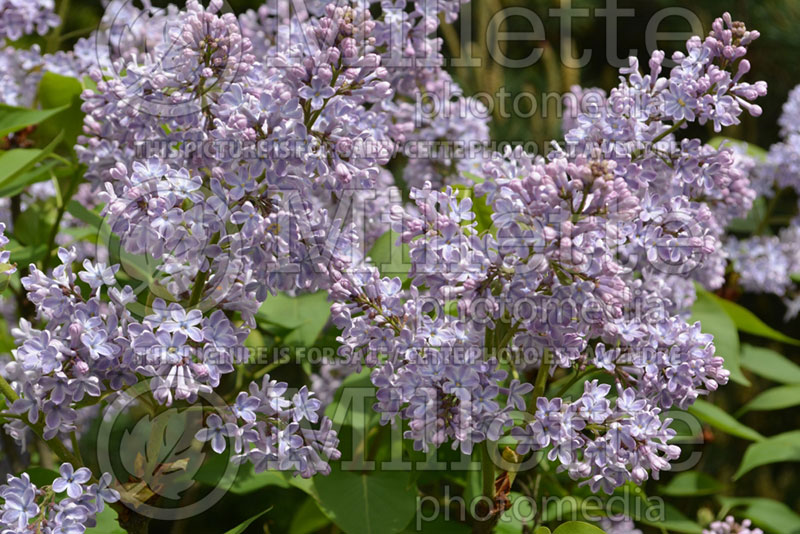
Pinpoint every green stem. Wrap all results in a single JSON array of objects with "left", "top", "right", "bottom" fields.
[
  {"left": 472, "top": 442, "right": 497, "bottom": 534},
  {"left": 70, "top": 431, "right": 83, "bottom": 465},
  {"left": 0, "top": 373, "right": 18, "bottom": 403},
  {"left": 528, "top": 351, "right": 552, "bottom": 414},
  {"left": 188, "top": 269, "right": 208, "bottom": 307},
  {"left": 480, "top": 441, "right": 494, "bottom": 501},
  {"left": 42, "top": 170, "right": 79, "bottom": 272}
]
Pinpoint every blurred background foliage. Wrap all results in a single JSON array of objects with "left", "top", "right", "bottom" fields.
[{"left": 23, "top": 0, "right": 800, "bottom": 531}]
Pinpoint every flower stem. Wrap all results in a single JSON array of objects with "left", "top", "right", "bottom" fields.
[{"left": 528, "top": 351, "right": 552, "bottom": 414}]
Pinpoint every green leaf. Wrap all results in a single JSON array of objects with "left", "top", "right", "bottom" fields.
[
  {"left": 690, "top": 289, "right": 748, "bottom": 385},
  {"left": 0, "top": 130, "right": 63, "bottom": 189},
  {"left": 86, "top": 506, "right": 126, "bottom": 534},
  {"left": 324, "top": 368, "right": 378, "bottom": 427},
  {"left": 710, "top": 293, "right": 800, "bottom": 346},
  {"left": 688, "top": 399, "right": 764, "bottom": 442},
  {"left": 7, "top": 236, "right": 48, "bottom": 264},
  {"left": 551, "top": 522, "right": 605, "bottom": 534},
  {"left": 734, "top": 430, "right": 800, "bottom": 479},
  {"left": 15, "top": 206, "right": 52, "bottom": 247},
  {"left": 727, "top": 196, "right": 766, "bottom": 233},
  {"left": 313, "top": 468, "right": 417, "bottom": 534},
  {"left": 36, "top": 72, "right": 85, "bottom": 149},
  {"left": 367, "top": 230, "right": 411, "bottom": 280},
  {"left": 289, "top": 498, "right": 331, "bottom": 534},
  {"left": 740, "top": 344, "right": 800, "bottom": 384},
  {"left": 222, "top": 507, "right": 271, "bottom": 534},
  {"left": 718, "top": 497, "right": 800, "bottom": 534},
  {"left": 256, "top": 291, "right": 331, "bottom": 346},
  {"left": 0, "top": 104, "right": 68, "bottom": 137},
  {"left": 739, "top": 384, "right": 800, "bottom": 413},
  {"left": 66, "top": 199, "right": 104, "bottom": 227},
  {"left": 659, "top": 471, "right": 724, "bottom": 496},
  {"left": 0, "top": 160, "right": 58, "bottom": 198}
]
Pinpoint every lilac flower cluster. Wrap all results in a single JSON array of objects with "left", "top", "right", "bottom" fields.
[
  {"left": 195, "top": 374, "right": 340, "bottom": 478},
  {"left": 726, "top": 229, "right": 800, "bottom": 296},
  {"left": 564, "top": 14, "right": 766, "bottom": 293},
  {"left": 0, "top": 464, "right": 119, "bottom": 533},
  {"left": 324, "top": 13, "right": 759, "bottom": 493},
  {"left": 0, "top": 0, "right": 59, "bottom": 41},
  {"left": 512, "top": 382, "right": 680, "bottom": 494},
  {"left": 0, "top": 0, "right": 774, "bottom": 513},
  {"left": 703, "top": 516, "right": 763, "bottom": 534},
  {"left": 4, "top": 248, "right": 250, "bottom": 447},
  {"left": 722, "top": 85, "right": 800, "bottom": 318}
]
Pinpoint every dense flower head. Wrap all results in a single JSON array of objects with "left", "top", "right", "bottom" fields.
[
  {"left": 0, "top": 465, "right": 119, "bottom": 533},
  {"left": 722, "top": 83, "right": 800, "bottom": 319},
  {"left": 196, "top": 374, "right": 340, "bottom": 478},
  {"left": 0, "top": 0, "right": 59, "bottom": 41}
]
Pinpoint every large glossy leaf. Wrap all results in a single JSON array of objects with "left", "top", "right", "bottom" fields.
[
  {"left": 740, "top": 344, "right": 800, "bottom": 384},
  {"left": 718, "top": 497, "right": 800, "bottom": 534},
  {"left": 690, "top": 290, "right": 748, "bottom": 385},
  {"left": 734, "top": 430, "right": 800, "bottom": 479},
  {"left": 659, "top": 471, "right": 724, "bottom": 496},
  {"left": 313, "top": 468, "right": 417, "bottom": 534},
  {"left": 739, "top": 384, "right": 800, "bottom": 413},
  {"left": 0, "top": 104, "right": 68, "bottom": 137},
  {"left": 688, "top": 399, "right": 764, "bottom": 442}
]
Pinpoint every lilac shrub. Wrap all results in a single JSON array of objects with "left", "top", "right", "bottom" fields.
[{"left": 0, "top": 0, "right": 788, "bottom": 533}]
